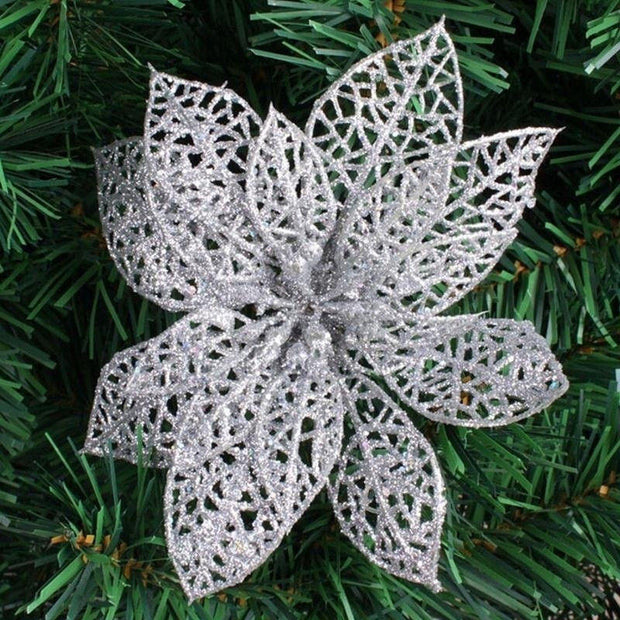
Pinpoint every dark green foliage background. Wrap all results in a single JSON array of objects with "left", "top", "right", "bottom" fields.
[{"left": 0, "top": 1, "right": 618, "bottom": 618}]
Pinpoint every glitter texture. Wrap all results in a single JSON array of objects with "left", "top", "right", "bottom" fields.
[{"left": 83, "top": 19, "right": 569, "bottom": 601}]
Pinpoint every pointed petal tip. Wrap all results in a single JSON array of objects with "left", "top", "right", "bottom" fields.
[
  {"left": 91, "top": 145, "right": 104, "bottom": 169},
  {"left": 428, "top": 577, "right": 443, "bottom": 594},
  {"left": 80, "top": 437, "right": 101, "bottom": 458},
  {"left": 264, "top": 103, "right": 279, "bottom": 122},
  {"left": 91, "top": 144, "right": 112, "bottom": 169},
  {"left": 433, "top": 15, "right": 450, "bottom": 37},
  {"left": 416, "top": 560, "right": 442, "bottom": 592},
  {"left": 185, "top": 589, "right": 202, "bottom": 605},
  {"left": 147, "top": 64, "right": 163, "bottom": 86},
  {"left": 91, "top": 144, "right": 107, "bottom": 161},
  {"left": 147, "top": 65, "right": 176, "bottom": 90},
  {"left": 258, "top": 103, "right": 310, "bottom": 146},
  {"left": 543, "top": 126, "right": 564, "bottom": 141},
  {"left": 185, "top": 582, "right": 230, "bottom": 604}
]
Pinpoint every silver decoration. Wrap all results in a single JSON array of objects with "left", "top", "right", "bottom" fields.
[
  {"left": 83, "top": 19, "right": 569, "bottom": 601},
  {"left": 346, "top": 315, "right": 568, "bottom": 427},
  {"left": 166, "top": 333, "right": 343, "bottom": 597},
  {"left": 330, "top": 375, "right": 446, "bottom": 591}
]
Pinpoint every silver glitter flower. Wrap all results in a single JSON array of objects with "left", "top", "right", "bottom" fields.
[{"left": 83, "top": 19, "right": 569, "bottom": 600}]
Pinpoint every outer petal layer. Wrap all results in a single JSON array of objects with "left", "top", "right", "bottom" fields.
[
  {"left": 94, "top": 139, "right": 212, "bottom": 311},
  {"left": 329, "top": 128, "right": 558, "bottom": 311},
  {"left": 401, "top": 129, "right": 560, "bottom": 314},
  {"left": 306, "top": 20, "right": 463, "bottom": 202},
  {"left": 165, "top": 335, "right": 343, "bottom": 599},
  {"left": 83, "top": 308, "right": 293, "bottom": 467},
  {"left": 347, "top": 315, "right": 568, "bottom": 427},
  {"left": 330, "top": 375, "right": 445, "bottom": 589}
]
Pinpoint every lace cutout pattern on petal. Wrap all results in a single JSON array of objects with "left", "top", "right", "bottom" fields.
[
  {"left": 165, "top": 344, "right": 343, "bottom": 599},
  {"left": 330, "top": 375, "right": 445, "bottom": 589}
]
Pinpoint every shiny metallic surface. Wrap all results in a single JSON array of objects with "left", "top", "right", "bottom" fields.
[{"left": 84, "top": 20, "right": 568, "bottom": 600}]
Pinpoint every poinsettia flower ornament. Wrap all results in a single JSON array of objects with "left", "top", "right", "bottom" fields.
[{"left": 84, "top": 19, "right": 568, "bottom": 600}]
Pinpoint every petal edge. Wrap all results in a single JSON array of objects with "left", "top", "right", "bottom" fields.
[
  {"left": 330, "top": 378, "right": 445, "bottom": 588},
  {"left": 348, "top": 315, "right": 569, "bottom": 427},
  {"left": 165, "top": 337, "right": 344, "bottom": 599}
]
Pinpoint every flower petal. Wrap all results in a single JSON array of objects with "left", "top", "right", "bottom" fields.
[
  {"left": 164, "top": 335, "right": 343, "bottom": 599},
  {"left": 83, "top": 307, "right": 293, "bottom": 467},
  {"left": 306, "top": 20, "right": 463, "bottom": 200},
  {"left": 245, "top": 108, "right": 338, "bottom": 296},
  {"left": 347, "top": 315, "right": 568, "bottom": 427},
  {"left": 94, "top": 139, "right": 212, "bottom": 311},
  {"left": 328, "top": 150, "right": 454, "bottom": 301},
  {"left": 399, "top": 129, "right": 560, "bottom": 314},
  {"left": 329, "top": 128, "right": 558, "bottom": 312},
  {"left": 143, "top": 70, "right": 272, "bottom": 306},
  {"left": 330, "top": 376, "right": 445, "bottom": 589}
]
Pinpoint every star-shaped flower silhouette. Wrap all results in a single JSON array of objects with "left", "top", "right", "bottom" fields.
[{"left": 83, "top": 20, "right": 568, "bottom": 600}]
